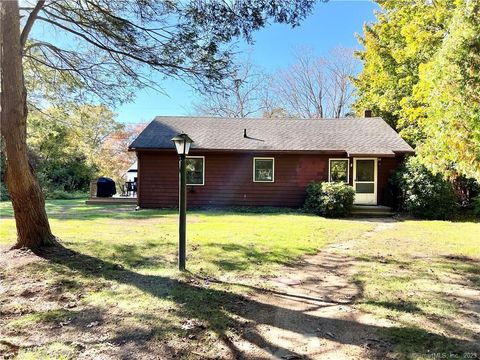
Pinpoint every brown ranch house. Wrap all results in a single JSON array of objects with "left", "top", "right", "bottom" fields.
[{"left": 128, "top": 115, "right": 414, "bottom": 208}]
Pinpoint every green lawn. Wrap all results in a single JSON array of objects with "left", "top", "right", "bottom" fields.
[
  {"left": 0, "top": 200, "right": 478, "bottom": 359},
  {"left": 0, "top": 200, "right": 372, "bottom": 359},
  {"left": 0, "top": 200, "right": 372, "bottom": 277},
  {"left": 350, "top": 221, "right": 480, "bottom": 358}
]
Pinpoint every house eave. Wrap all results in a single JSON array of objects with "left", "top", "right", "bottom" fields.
[{"left": 131, "top": 147, "right": 411, "bottom": 157}]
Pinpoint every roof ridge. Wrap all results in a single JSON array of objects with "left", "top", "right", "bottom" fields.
[{"left": 153, "top": 115, "right": 384, "bottom": 121}]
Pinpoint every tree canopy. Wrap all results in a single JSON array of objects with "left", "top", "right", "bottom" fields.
[
  {"left": 354, "top": 0, "right": 479, "bottom": 181},
  {"left": 411, "top": 1, "right": 480, "bottom": 180},
  {"left": 22, "top": 0, "right": 318, "bottom": 105},
  {"left": 353, "top": 0, "right": 455, "bottom": 135},
  {"left": 27, "top": 104, "right": 132, "bottom": 195}
]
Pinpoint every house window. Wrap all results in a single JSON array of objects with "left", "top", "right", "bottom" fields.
[
  {"left": 253, "top": 158, "right": 274, "bottom": 182},
  {"left": 186, "top": 156, "right": 204, "bottom": 185},
  {"left": 329, "top": 159, "right": 349, "bottom": 183}
]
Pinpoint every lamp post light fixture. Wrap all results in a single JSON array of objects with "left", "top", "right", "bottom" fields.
[{"left": 171, "top": 133, "right": 194, "bottom": 271}]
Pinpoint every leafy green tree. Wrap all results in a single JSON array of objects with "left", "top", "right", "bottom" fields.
[
  {"left": 27, "top": 104, "right": 123, "bottom": 194},
  {"left": 22, "top": 53, "right": 124, "bottom": 195},
  {"left": 354, "top": 0, "right": 479, "bottom": 182},
  {"left": 353, "top": 0, "right": 456, "bottom": 139},
  {"left": 411, "top": 1, "right": 480, "bottom": 180},
  {"left": 1, "top": 0, "right": 317, "bottom": 250}
]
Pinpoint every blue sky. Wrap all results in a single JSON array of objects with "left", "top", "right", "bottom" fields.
[{"left": 117, "top": 1, "right": 379, "bottom": 123}]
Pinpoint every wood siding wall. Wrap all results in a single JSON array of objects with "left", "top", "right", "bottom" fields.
[{"left": 137, "top": 151, "right": 403, "bottom": 208}]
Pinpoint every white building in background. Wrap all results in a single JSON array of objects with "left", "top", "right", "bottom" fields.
[{"left": 126, "top": 161, "right": 137, "bottom": 182}]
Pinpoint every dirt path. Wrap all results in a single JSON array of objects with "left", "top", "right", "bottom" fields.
[{"left": 231, "top": 220, "right": 397, "bottom": 359}]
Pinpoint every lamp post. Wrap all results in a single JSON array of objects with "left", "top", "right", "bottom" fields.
[{"left": 171, "top": 133, "right": 193, "bottom": 271}]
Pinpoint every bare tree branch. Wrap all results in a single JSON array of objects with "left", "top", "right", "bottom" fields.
[
  {"left": 20, "top": 0, "right": 45, "bottom": 49},
  {"left": 269, "top": 47, "right": 358, "bottom": 119},
  {"left": 193, "top": 57, "right": 269, "bottom": 118}
]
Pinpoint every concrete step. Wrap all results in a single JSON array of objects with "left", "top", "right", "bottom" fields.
[{"left": 351, "top": 205, "right": 395, "bottom": 217}]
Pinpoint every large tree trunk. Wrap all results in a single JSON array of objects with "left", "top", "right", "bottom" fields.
[{"left": 1, "top": 1, "right": 55, "bottom": 250}]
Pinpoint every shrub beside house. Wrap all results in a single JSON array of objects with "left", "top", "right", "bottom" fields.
[
  {"left": 304, "top": 182, "right": 355, "bottom": 217},
  {"left": 390, "top": 157, "right": 479, "bottom": 220}
]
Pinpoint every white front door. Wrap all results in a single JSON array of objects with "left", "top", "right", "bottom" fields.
[{"left": 353, "top": 158, "right": 377, "bottom": 205}]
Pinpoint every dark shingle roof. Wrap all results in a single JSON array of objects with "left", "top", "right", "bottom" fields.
[{"left": 129, "top": 116, "right": 414, "bottom": 156}]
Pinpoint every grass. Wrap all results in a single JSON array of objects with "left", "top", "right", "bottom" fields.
[
  {"left": 5, "top": 309, "right": 72, "bottom": 329},
  {"left": 1, "top": 200, "right": 479, "bottom": 359},
  {"left": 368, "top": 220, "right": 479, "bottom": 258},
  {"left": 0, "top": 199, "right": 373, "bottom": 359},
  {"left": 350, "top": 221, "right": 480, "bottom": 358},
  {"left": 0, "top": 200, "right": 371, "bottom": 277}
]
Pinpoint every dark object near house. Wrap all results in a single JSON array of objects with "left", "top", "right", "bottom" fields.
[
  {"left": 128, "top": 116, "right": 414, "bottom": 208},
  {"left": 125, "top": 181, "right": 137, "bottom": 196},
  {"left": 96, "top": 177, "right": 116, "bottom": 197}
]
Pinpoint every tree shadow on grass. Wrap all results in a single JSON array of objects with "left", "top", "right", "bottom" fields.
[
  {"left": 36, "top": 244, "right": 478, "bottom": 359},
  {"left": 353, "top": 254, "right": 412, "bottom": 267},
  {"left": 52, "top": 207, "right": 176, "bottom": 221},
  {"left": 109, "top": 242, "right": 177, "bottom": 269},
  {"left": 57, "top": 238, "right": 177, "bottom": 270},
  {"left": 201, "top": 242, "right": 309, "bottom": 272},
  {"left": 437, "top": 255, "right": 480, "bottom": 289},
  {"left": 362, "top": 300, "right": 425, "bottom": 315},
  {"left": 0, "top": 201, "right": 179, "bottom": 221}
]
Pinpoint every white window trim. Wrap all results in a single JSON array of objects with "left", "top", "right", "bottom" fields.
[
  {"left": 253, "top": 157, "right": 275, "bottom": 183},
  {"left": 328, "top": 158, "right": 350, "bottom": 183},
  {"left": 186, "top": 156, "right": 205, "bottom": 186}
]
